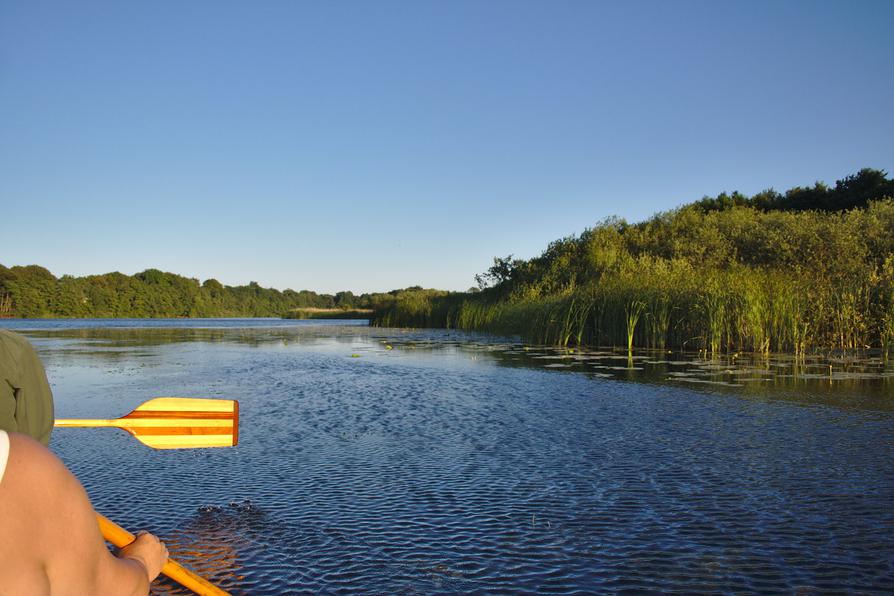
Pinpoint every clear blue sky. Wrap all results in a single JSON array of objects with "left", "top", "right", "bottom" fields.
[{"left": 2, "top": 1, "right": 892, "bottom": 294}]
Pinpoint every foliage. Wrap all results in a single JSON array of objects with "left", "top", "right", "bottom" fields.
[
  {"left": 474, "top": 255, "right": 523, "bottom": 291},
  {"left": 0, "top": 267, "right": 347, "bottom": 318},
  {"left": 692, "top": 168, "right": 893, "bottom": 213},
  {"left": 372, "top": 288, "right": 464, "bottom": 328},
  {"left": 0, "top": 265, "right": 463, "bottom": 323},
  {"left": 372, "top": 169, "right": 894, "bottom": 354}
]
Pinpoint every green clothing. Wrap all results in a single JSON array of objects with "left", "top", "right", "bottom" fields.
[{"left": 0, "top": 329, "right": 54, "bottom": 445}]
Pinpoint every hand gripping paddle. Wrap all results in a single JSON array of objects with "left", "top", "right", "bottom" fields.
[{"left": 97, "top": 513, "right": 231, "bottom": 596}]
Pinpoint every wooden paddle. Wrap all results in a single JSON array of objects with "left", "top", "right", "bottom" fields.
[
  {"left": 59, "top": 398, "right": 239, "bottom": 593},
  {"left": 55, "top": 397, "right": 239, "bottom": 449},
  {"left": 96, "top": 512, "right": 231, "bottom": 596}
]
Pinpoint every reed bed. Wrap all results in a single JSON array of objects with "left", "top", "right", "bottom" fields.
[
  {"left": 0, "top": 293, "right": 11, "bottom": 318},
  {"left": 284, "top": 308, "right": 373, "bottom": 320},
  {"left": 373, "top": 254, "right": 892, "bottom": 356}
]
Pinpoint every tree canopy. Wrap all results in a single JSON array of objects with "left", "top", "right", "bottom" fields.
[{"left": 0, "top": 268, "right": 343, "bottom": 318}]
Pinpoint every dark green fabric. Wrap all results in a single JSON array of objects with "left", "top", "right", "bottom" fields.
[{"left": 0, "top": 329, "right": 54, "bottom": 445}]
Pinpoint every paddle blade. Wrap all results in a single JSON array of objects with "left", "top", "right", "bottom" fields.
[{"left": 121, "top": 397, "right": 239, "bottom": 450}]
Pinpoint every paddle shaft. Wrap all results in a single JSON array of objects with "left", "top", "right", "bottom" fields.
[
  {"left": 55, "top": 419, "right": 120, "bottom": 427},
  {"left": 96, "top": 513, "right": 230, "bottom": 596}
]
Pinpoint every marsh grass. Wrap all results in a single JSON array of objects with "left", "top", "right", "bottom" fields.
[
  {"left": 876, "top": 257, "right": 894, "bottom": 360},
  {"left": 285, "top": 308, "right": 373, "bottom": 320},
  {"left": 0, "top": 292, "right": 11, "bottom": 318},
  {"left": 699, "top": 279, "right": 726, "bottom": 356},
  {"left": 374, "top": 264, "right": 892, "bottom": 356},
  {"left": 645, "top": 294, "right": 671, "bottom": 350},
  {"left": 373, "top": 198, "right": 894, "bottom": 356}
]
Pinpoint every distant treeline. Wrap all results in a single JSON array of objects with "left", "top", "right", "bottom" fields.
[
  {"left": 372, "top": 169, "right": 894, "bottom": 356},
  {"left": 0, "top": 265, "right": 412, "bottom": 319},
  {"left": 5, "top": 168, "right": 894, "bottom": 356}
]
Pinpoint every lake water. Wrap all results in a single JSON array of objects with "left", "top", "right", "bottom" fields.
[{"left": 3, "top": 319, "right": 893, "bottom": 594}]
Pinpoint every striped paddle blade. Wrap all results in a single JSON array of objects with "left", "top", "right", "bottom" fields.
[{"left": 55, "top": 397, "right": 239, "bottom": 449}]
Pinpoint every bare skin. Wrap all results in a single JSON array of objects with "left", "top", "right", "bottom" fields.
[{"left": 0, "top": 433, "right": 168, "bottom": 595}]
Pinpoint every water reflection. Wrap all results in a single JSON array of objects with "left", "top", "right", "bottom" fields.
[
  {"left": 153, "top": 502, "right": 260, "bottom": 594},
  {"left": 16, "top": 324, "right": 894, "bottom": 412}
]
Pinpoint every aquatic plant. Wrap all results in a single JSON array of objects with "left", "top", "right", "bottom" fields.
[
  {"left": 625, "top": 300, "right": 646, "bottom": 354},
  {"left": 694, "top": 273, "right": 733, "bottom": 356}
]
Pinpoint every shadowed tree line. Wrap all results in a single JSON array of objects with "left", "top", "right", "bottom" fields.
[
  {"left": 692, "top": 168, "right": 894, "bottom": 213},
  {"left": 0, "top": 267, "right": 394, "bottom": 319},
  {"left": 372, "top": 169, "right": 894, "bottom": 356}
]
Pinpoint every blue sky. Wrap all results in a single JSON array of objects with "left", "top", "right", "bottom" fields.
[{"left": 2, "top": 1, "right": 892, "bottom": 294}]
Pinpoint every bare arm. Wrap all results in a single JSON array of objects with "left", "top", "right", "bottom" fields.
[{"left": 0, "top": 433, "right": 167, "bottom": 596}]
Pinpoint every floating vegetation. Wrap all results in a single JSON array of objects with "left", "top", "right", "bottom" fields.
[
  {"left": 404, "top": 339, "right": 894, "bottom": 396},
  {"left": 669, "top": 378, "right": 746, "bottom": 387}
]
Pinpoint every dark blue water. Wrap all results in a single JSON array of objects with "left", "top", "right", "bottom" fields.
[{"left": 7, "top": 321, "right": 894, "bottom": 594}]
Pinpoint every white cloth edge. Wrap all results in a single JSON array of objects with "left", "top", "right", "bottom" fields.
[{"left": 0, "top": 430, "right": 9, "bottom": 486}]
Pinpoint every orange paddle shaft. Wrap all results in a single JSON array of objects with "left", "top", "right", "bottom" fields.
[{"left": 96, "top": 513, "right": 230, "bottom": 596}]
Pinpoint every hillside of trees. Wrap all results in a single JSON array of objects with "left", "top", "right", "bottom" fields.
[
  {"left": 372, "top": 169, "right": 894, "bottom": 356},
  {"left": 0, "top": 266, "right": 391, "bottom": 319},
  {"left": 0, "top": 262, "right": 445, "bottom": 320}
]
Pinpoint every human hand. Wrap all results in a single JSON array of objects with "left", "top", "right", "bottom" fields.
[{"left": 118, "top": 530, "right": 169, "bottom": 582}]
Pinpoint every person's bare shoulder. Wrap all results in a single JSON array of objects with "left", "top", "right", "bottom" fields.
[
  {"left": 0, "top": 433, "right": 149, "bottom": 596},
  {"left": 0, "top": 433, "right": 67, "bottom": 593},
  {"left": 3, "top": 431, "right": 71, "bottom": 494}
]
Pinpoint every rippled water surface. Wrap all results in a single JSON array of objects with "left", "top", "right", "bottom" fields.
[{"left": 6, "top": 320, "right": 894, "bottom": 594}]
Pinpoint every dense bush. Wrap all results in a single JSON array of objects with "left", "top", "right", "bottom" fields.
[{"left": 372, "top": 170, "right": 894, "bottom": 356}]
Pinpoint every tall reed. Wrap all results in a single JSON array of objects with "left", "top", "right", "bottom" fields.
[
  {"left": 625, "top": 300, "right": 645, "bottom": 354},
  {"left": 699, "top": 279, "right": 726, "bottom": 356}
]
